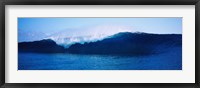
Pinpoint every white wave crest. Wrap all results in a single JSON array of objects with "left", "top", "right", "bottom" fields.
[{"left": 46, "top": 34, "right": 110, "bottom": 48}]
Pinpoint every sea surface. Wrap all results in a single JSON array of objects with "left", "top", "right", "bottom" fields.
[{"left": 18, "top": 47, "right": 182, "bottom": 70}]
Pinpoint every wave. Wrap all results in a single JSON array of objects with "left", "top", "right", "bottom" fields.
[
  {"left": 18, "top": 32, "right": 182, "bottom": 55},
  {"left": 67, "top": 32, "right": 182, "bottom": 55}
]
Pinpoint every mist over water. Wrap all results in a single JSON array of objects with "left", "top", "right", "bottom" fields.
[{"left": 44, "top": 25, "right": 133, "bottom": 48}]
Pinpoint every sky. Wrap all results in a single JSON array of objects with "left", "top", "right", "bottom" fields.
[{"left": 18, "top": 17, "right": 182, "bottom": 42}]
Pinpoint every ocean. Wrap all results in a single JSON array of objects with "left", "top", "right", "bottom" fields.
[{"left": 18, "top": 47, "right": 182, "bottom": 70}]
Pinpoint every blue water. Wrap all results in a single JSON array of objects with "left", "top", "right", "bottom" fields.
[{"left": 18, "top": 47, "right": 182, "bottom": 70}]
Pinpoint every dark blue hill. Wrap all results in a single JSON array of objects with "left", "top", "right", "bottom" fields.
[
  {"left": 67, "top": 32, "right": 182, "bottom": 55},
  {"left": 18, "top": 39, "right": 65, "bottom": 53}
]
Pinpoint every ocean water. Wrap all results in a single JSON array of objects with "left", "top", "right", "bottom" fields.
[{"left": 18, "top": 47, "right": 182, "bottom": 70}]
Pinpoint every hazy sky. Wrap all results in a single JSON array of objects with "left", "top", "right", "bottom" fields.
[{"left": 18, "top": 17, "right": 182, "bottom": 42}]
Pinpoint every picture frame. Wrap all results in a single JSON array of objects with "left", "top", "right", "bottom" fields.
[{"left": 0, "top": 0, "right": 200, "bottom": 88}]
